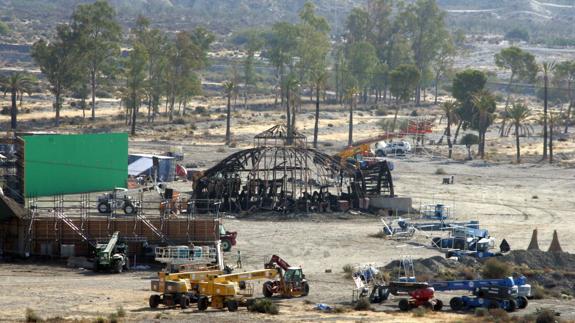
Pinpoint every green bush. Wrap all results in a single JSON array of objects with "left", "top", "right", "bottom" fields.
[
  {"left": 482, "top": 258, "right": 511, "bottom": 279},
  {"left": 0, "top": 21, "right": 10, "bottom": 35},
  {"left": 248, "top": 299, "right": 279, "bottom": 315}
]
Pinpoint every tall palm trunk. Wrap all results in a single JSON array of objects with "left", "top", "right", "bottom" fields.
[
  {"left": 515, "top": 123, "right": 521, "bottom": 163},
  {"left": 348, "top": 95, "right": 354, "bottom": 146},
  {"left": 55, "top": 86, "right": 61, "bottom": 127},
  {"left": 543, "top": 73, "right": 549, "bottom": 158},
  {"left": 549, "top": 117, "right": 554, "bottom": 163},
  {"left": 286, "top": 87, "right": 291, "bottom": 145},
  {"left": 565, "top": 80, "right": 573, "bottom": 133},
  {"left": 446, "top": 116, "right": 453, "bottom": 159},
  {"left": 313, "top": 85, "right": 320, "bottom": 148},
  {"left": 453, "top": 121, "right": 463, "bottom": 146},
  {"left": 565, "top": 103, "right": 573, "bottom": 134},
  {"left": 225, "top": 93, "right": 232, "bottom": 145},
  {"left": 131, "top": 96, "right": 138, "bottom": 136},
  {"left": 10, "top": 89, "right": 17, "bottom": 130},
  {"left": 91, "top": 70, "right": 96, "bottom": 120}
]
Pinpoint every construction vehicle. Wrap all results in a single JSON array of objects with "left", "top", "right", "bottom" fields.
[
  {"left": 262, "top": 255, "right": 310, "bottom": 298},
  {"left": 429, "top": 276, "right": 530, "bottom": 312},
  {"left": 149, "top": 270, "right": 224, "bottom": 309},
  {"left": 97, "top": 188, "right": 140, "bottom": 214},
  {"left": 94, "top": 231, "right": 129, "bottom": 273},
  {"left": 196, "top": 269, "right": 280, "bottom": 311},
  {"left": 362, "top": 256, "right": 442, "bottom": 311},
  {"left": 431, "top": 226, "right": 494, "bottom": 252},
  {"left": 388, "top": 281, "right": 443, "bottom": 311},
  {"left": 219, "top": 224, "right": 237, "bottom": 252},
  {"left": 154, "top": 243, "right": 225, "bottom": 273}
]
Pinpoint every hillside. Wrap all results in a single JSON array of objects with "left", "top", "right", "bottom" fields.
[{"left": 0, "top": 0, "right": 574, "bottom": 44}]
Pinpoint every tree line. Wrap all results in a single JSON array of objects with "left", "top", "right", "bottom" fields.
[
  {"left": 21, "top": 0, "right": 213, "bottom": 134},
  {"left": 1, "top": 0, "right": 573, "bottom": 164}
]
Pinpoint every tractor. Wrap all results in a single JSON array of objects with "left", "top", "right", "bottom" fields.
[
  {"left": 262, "top": 255, "right": 310, "bottom": 298},
  {"left": 97, "top": 188, "right": 140, "bottom": 215},
  {"left": 219, "top": 224, "right": 237, "bottom": 252}
]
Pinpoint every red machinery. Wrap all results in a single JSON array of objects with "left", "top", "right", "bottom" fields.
[
  {"left": 262, "top": 255, "right": 309, "bottom": 298},
  {"left": 385, "top": 281, "right": 443, "bottom": 311}
]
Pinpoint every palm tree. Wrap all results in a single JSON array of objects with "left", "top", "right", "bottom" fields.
[
  {"left": 312, "top": 70, "right": 327, "bottom": 148},
  {"left": 223, "top": 80, "right": 236, "bottom": 146},
  {"left": 442, "top": 100, "right": 460, "bottom": 159},
  {"left": 505, "top": 102, "right": 532, "bottom": 163},
  {"left": 541, "top": 61, "right": 555, "bottom": 159},
  {"left": 345, "top": 86, "right": 359, "bottom": 146},
  {"left": 284, "top": 75, "right": 299, "bottom": 144},
  {"left": 549, "top": 111, "right": 559, "bottom": 164},
  {"left": 472, "top": 90, "right": 497, "bottom": 159},
  {"left": 0, "top": 72, "right": 36, "bottom": 130}
]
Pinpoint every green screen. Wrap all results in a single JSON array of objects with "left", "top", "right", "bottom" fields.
[{"left": 24, "top": 133, "right": 128, "bottom": 197}]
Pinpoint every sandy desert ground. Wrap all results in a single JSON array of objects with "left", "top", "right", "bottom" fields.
[
  {"left": 1, "top": 89, "right": 575, "bottom": 322},
  {"left": 1, "top": 151, "right": 574, "bottom": 322}
]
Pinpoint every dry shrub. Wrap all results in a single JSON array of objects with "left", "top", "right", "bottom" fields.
[
  {"left": 354, "top": 298, "right": 371, "bottom": 311},
  {"left": 116, "top": 306, "right": 126, "bottom": 317},
  {"left": 412, "top": 307, "right": 428, "bottom": 317},
  {"left": 342, "top": 264, "right": 354, "bottom": 273},
  {"left": 482, "top": 258, "right": 511, "bottom": 279},
  {"left": 474, "top": 307, "right": 488, "bottom": 317},
  {"left": 435, "top": 167, "right": 447, "bottom": 175},
  {"left": 460, "top": 267, "right": 477, "bottom": 280},
  {"left": 247, "top": 299, "right": 279, "bottom": 315},
  {"left": 535, "top": 308, "right": 558, "bottom": 323},
  {"left": 332, "top": 306, "right": 350, "bottom": 313},
  {"left": 25, "top": 309, "right": 41, "bottom": 323},
  {"left": 488, "top": 308, "right": 510, "bottom": 322}
]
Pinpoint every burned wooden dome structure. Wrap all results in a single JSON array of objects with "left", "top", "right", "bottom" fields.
[{"left": 193, "top": 125, "right": 394, "bottom": 214}]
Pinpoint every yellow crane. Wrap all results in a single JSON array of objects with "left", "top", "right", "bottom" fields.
[
  {"left": 196, "top": 269, "right": 280, "bottom": 311},
  {"left": 149, "top": 269, "right": 223, "bottom": 309}
]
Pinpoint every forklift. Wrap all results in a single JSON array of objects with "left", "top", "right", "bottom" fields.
[{"left": 93, "top": 231, "right": 129, "bottom": 273}]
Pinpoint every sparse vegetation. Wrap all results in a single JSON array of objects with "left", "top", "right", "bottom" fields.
[
  {"left": 25, "top": 308, "right": 41, "bottom": 323},
  {"left": 531, "top": 283, "right": 545, "bottom": 299},
  {"left": 434, "top": 167, "right": 447, "bottom": 175},
  {"left": 116, "top": 306, "right": 126, "bottom": 317},
  {"left": 353, "top": 298, "right": 371, "bottom": 311},
  {"left": 247, "top": 299, "right": 279, "bottom": 315},
  {"left": 474, "top": 307, "right": 488, "bottom": 317},
  {"left": 482, "top": 258, "right": 512, "bottom": 279}
]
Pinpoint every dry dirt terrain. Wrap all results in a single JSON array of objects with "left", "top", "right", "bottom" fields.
[
  {"left": 1, "top": 89, "right": 575, "bottom": 322},
  {"left": 1, "top": 153, "right": 574, "bottom": 322}
]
